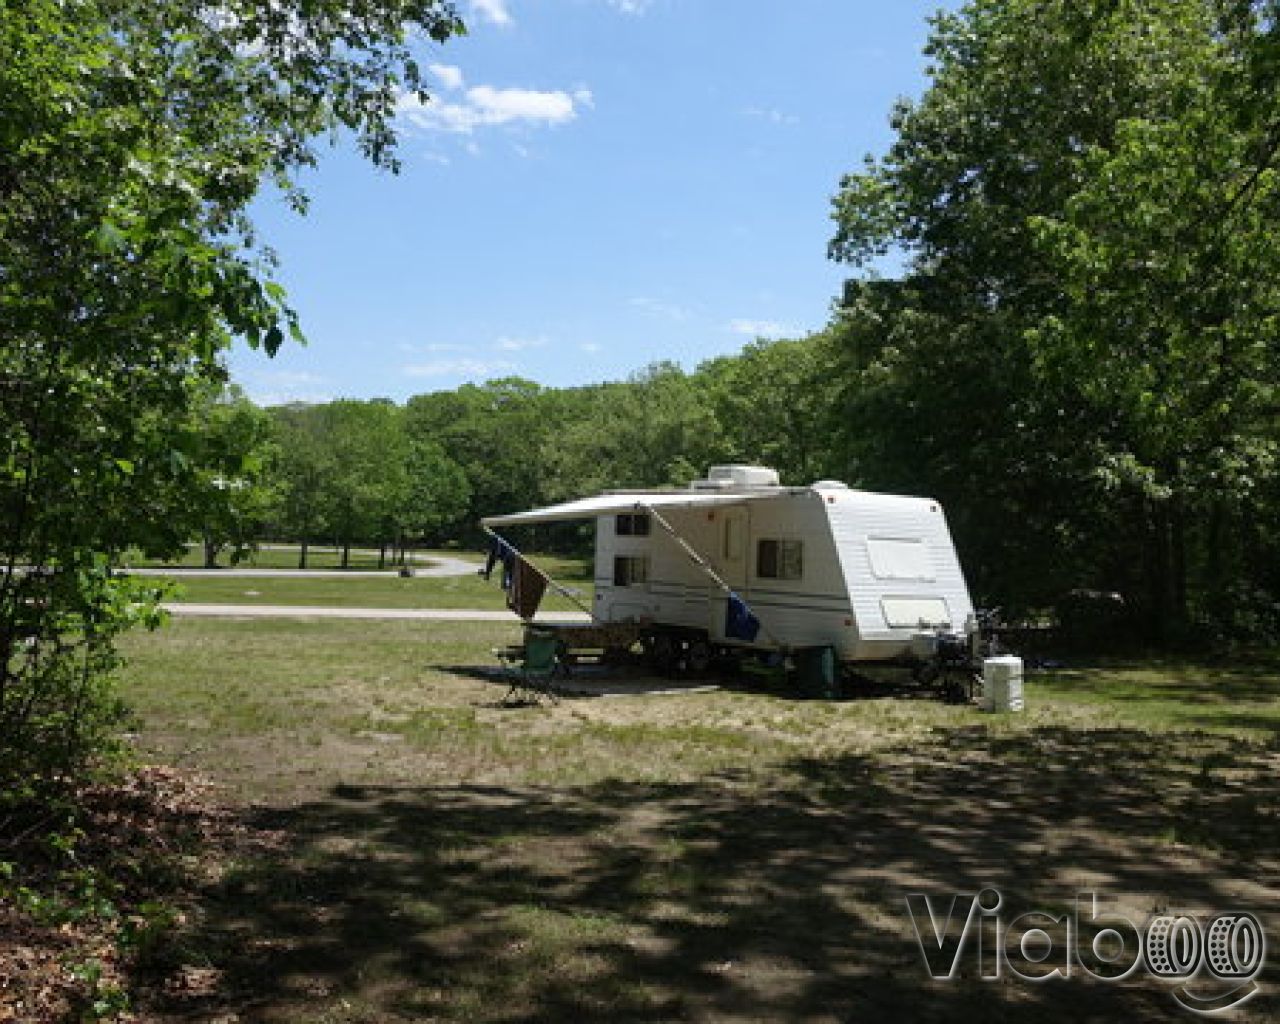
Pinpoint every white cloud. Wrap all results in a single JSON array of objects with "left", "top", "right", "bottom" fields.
[
  {"left": 630, "top": 296, "right": 690, "bottom": 321},
  {"left": 257, "top": 370, "right": 326, "bottom": 387},
  {"left": 469, "top": 85, "right": 577, "bottom": 124},
  {"left": 580, "top": 342, "right": 602, "bottom": 354},
  {"left": 398, "top": 342, "right": 465, "bottom": 354},
  {"left": 398, "top": 82, "right": 589, "bottom": 135},
  {"left": 495, "top": 335, "right": 547, "bottom": 352},
  {"left": 743, "top": 106, "right": 799, "bottom": 126},
  {"left": 254, "top": 391, "right": 333, "bottom": 408},
  {"left": 470, "top": 0, "right": 512, "bottom": 26},
  {"left": 607, "top": 0, "right": 653, "bottom": 14},
  {"left": 429, "top": 63, "right": 465, "bottom": 91},
  {"left": 728, "top": 318, "right": 794, "bottom": 339},
  {"left": 241, "top": 370, "right": 333, "bottom": 407},
  {"left": 402, "top": 358, "right": 517, "bottom": 378}
]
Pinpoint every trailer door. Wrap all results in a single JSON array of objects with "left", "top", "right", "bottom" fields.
[{"left": 720, "top": 506, "right": 748, "bottom": 590}]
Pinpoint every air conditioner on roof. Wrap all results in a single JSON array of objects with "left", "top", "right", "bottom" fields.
[{"left": 690, "top": 465, "right": 780, "bottom": 490}]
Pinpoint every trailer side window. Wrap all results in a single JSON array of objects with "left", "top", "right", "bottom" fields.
[
  {"left": 616, "top": 513, "right": 651, "bottom": 537},
  {"left": 866, "top": 537, "right": 934, "bottom": 581},
  {"left": 757, "top": 539, "right": 803, "bottom": 580},
  {"left": 613, "top": 555, "right": 649, "bottom": 587}
]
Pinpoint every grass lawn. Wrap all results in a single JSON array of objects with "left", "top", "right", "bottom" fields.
[
  {"left": 114, "top": 620, "right": 1280, "bottom": 1022},
  {"left": 152, "top": 553, "right": 594, "bottom": 612}
]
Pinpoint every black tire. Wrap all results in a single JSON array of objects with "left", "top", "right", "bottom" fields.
[
  {"left": 685, "top": 638, "right": 713, "bottom": 676},
  {"left": 648, "top": 633, "right": 678, "bottom": 675}
]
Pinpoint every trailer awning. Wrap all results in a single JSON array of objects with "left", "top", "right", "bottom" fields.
[{"left": 482, "top": 490, "right": 778, "bottom": 528}]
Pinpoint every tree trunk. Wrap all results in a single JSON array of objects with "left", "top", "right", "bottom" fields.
[
  {"left": 1171, "top": 492, "right": 1188, "bottom": 637},
  {"left": 298, "top": 537, "right": 308, "bottom": 570},
  {"left": 378, "top": 540, "right": 386, "bottom": 570},
  {"left": 341, "top": 540, "right": 351, "bottom": 569},
  {"left": 203, "top": 533, "right": 218, "bottom": 569},
  {"left": 1143, "top": 500, "right": 1168, "bottom": 646},
  {"left": 1145, "top": 496, "right": 1189, "bottom": 648}
]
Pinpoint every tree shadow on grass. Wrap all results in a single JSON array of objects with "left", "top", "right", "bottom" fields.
[
  {"left": 1034, "top": 660, "right": 1280, "bottom": 705},
  {"left": 144, "top": 725, "right": 1280, "bottom": 1023}
]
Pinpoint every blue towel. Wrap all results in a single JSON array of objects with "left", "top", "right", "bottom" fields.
[
  {"left": 725, "top": 591, "right": 761, "bottom": 642},
  {"left": 482, "top": 537, "right": 516, "bottom": 588}
]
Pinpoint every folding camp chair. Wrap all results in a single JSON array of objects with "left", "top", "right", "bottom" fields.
[{"left": 498, "top": 627, "right": 564, "bottom": 705}]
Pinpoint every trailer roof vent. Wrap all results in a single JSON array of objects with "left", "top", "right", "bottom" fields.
[
  {"left": 812, "top": 479, "right": 850, "bottom": 490},
  {"left": 691, "top": 465, "right": 781, "bottom": 490}
]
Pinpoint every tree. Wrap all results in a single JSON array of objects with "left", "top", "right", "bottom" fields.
[
  {"left": 1027, "top": 1, "right": 1280, "bottom": 637},
  {"left": 0, "top": 0, "right": 463, "bottom": 791},
  {"left": 540, "top": 364, "right": 730, "bottom": 502},
  {"left": 270, "top": 404, "right": 338, "bottom": 568},
  {"left": 827, "top": 0, "right": 1280, "bottom": 639},
  {"left": 405, "top": 378, "right": 558, "bottom": 527},
  {"left": 187, "top": 386, "right": 279, "bottom": 567},
  {"left": 319, "top": 400, "right": 407, "bottom": 568},
  {"left": 398, "top": 437, "right": 471, "bottom": 551},
  {"left": 696, "top": 334, "right": 842, "bottom": 486}
]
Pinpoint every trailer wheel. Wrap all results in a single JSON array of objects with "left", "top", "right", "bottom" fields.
[
  {"left": 647, "top": 633, "right": 678, "bottom": 675},
  {"left": 912, "top": 662, "right": 940, "bottom": 689},
  {"left": 685, "top": 638, "right": 713, "bottom": 676},
  {"left": 940, "top": 669, "right": 981, "bottom": 704},
  {"left": 711, "top": 652, "right": 741, "bottom": 680}
]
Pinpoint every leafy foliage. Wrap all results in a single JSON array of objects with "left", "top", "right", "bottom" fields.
[
  {"left": 540, "top": 364, "right": 731, "bottom": 502},
  {"left": 406, "top": 378, "right": 571, "bottom": 529},
  {"left": 0, "top": 0, "right": 463, "bottom": 791},
  {"left": 828, "top": 0, "right": 1280, "bottom": 639},
  {"left": 266, "top": 400, "right": 471, "bottom": 561},
  {"left": 699, "top": 335, "right": 843, "bottom": 486},
  {"left": 187, "top": 386, "right": 280, "bottom": 567}
]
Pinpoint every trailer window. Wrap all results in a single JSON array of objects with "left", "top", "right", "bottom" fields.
[
  {"left": 616, "top": 513, "right": 651, "bottom": 537},
  {"left": 867, "top": 537, "right": 934, "bottom": 581},
  {"left": 757, "top": 539, "right": 803, "bottom": 580},
  {"left": 881, "top": 597, "right": 950, "bottom": 629},
  {"left": 613, "top": 555, "right": 649, "bottom": 587}
]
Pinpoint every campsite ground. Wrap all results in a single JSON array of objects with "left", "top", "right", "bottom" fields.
[{"left": 95, "top": 615, "right": 1280, "bottom": 1023}]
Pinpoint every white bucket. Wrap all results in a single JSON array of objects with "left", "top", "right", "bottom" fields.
[{"left": 982, "top": 655, "right": 1024, "bottom": 712}]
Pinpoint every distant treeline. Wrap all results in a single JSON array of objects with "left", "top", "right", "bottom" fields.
[{"left": 199, "top": 338, "right": 843, "bottom": 569}]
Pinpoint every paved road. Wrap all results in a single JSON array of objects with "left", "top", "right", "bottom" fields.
[
  {"left": 163, "top": 603, "right": 592, "bottom": 623},
  {"left": 127, "top": 554, "right": 484, "bottom": 579}
]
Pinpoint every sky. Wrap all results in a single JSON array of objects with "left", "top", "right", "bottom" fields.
[{"left": 230, "top": 0, "right": 953, "bottom": 407}]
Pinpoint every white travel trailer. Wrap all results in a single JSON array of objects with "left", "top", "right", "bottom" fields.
[{"left": 482, "top": 466, "right": 982, "bottom": 687}]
